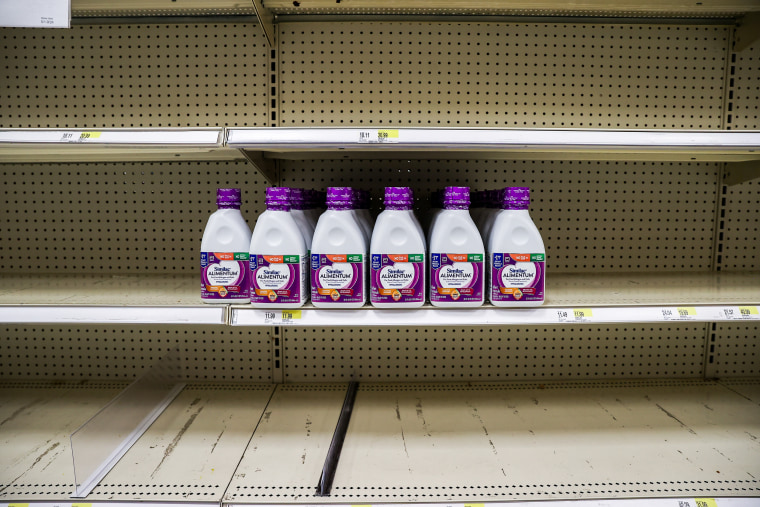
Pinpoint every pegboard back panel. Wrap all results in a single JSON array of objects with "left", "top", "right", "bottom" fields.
[
  {"left": 0, "top": 160, "right": 266, "bottom": 273},
  {"left": 709, "top": 322, "right": 759, "bottom": 377},
  {"left": 279, "top": 21, "right": 729, "bottom": 128},
  {"left": 0, "top": 324, "right": 272, "bottom": 381},
  {"left": 720, "top": 176, "right": 759, "bottom": 270},
  {"left": 0, "top": 23, "right": 269, "bottom": 128},
  {"left": 728, "top": 34, "right": 760, "bottom": 130},
  {"left": 281, "top": 159, "right": 719, "bottom": 272},
  {"left": 283, "top": 325, "right": 708, "bottom": 382}
]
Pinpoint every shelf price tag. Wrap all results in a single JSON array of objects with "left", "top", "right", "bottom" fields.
[
  {"left": 357, "top": 129, "right": 400, "bottom": 144},
  {"left": 662, "top": 307, "right": 697, "bottom": 321},
  {"left": 722, "top": 306, "right": 760, "bottom": 320},
  {"left": 262, "top": 310, "right": 302, "bottom": 325},
  {"left": 695, "top": 499, "right": 718, "bottom": 507},
  {"left": 281, "top": 309, "right": 302, "bottom": 324},
  {"left": 557, "top": 308, "right": 593, "bottom": 323},
  {"left": 60, "top": 131, "right": 102, "bottom": 143}
]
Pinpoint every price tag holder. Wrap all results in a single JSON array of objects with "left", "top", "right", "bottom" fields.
[
  {"left": 662, "top": 307, "right": 697, "bottom": 321},
  {"left": 60, "top": 131, "right": 102, "bottom": 143},
  {"left": 722, "top": 306, "right": 760, "bottom": 320},
  {"left": 357, "top": 129, "right": 400, "bottom": 144},
  {"left": 557, "top": 308, "right": 593, "bottom": 323}
]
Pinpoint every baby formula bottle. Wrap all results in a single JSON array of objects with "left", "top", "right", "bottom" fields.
[
  {"left": 310, "top": 187, "right": 368, "bottom": 308},
  {"left": 489, "top": 187, "right": 546, "bottom": 306},
  {"left": 249, "top": 187, "right": 308, "bottom": 308},
  {"left": 370, "top": 187, "right": 426, "bottom": 308},
  {"left": 200, "top": 188, "right": 252, "bottom": 304},
  {"left": 429, "top": 186, "right": 485, "bottom": 308}
]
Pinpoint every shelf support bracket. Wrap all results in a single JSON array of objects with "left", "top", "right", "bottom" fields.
[
  {"left": 734, "top": 12, "right": 760, "bottom": 52},
  {"left": 250, "top": 0, "right": 276, "bottom": 48},
  {"left": 240, "top": 149, "right": 279, "bottom": 186},
  {"left": 724, "top": 160, "right": 760, "bottom": 186},
  {"left": 316, "top": 381, "right": 359, "bottom": 496}
]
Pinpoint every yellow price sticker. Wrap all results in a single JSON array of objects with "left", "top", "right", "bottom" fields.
[
  {"left": 72, "top": 503, "right": 92, "bottom": 507},
  {"left": 573, "top": 308, "right": 593, "bottom": 318},
  {"left": 377, "top": 129, "right": 399, "bottom": 141},
  {"left": 677, "top": 307, "right": 697, "bottom": 317},
  {"left": 79, "top": 132, "right": 102, "bottom": 139},
  {"left": 282, "top": 310, "right": 302, "bottom": 321},
  {"left": 465, "top": 504, "right": 485, "bottom": 507},
  {"left": 695, "top": 499, "right": 718, "bottom": 507},
  {"left": 739, "top": 306, "right": 759, "bottom": 316},
  {"left": 9, "top": 503, "right": 29, "bottom": 507}
]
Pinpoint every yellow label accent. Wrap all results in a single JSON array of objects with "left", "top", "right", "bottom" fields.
[
  {"left": 739, "top": 306, "right": 759, "bottom": 315},
  {"left": 282, "top": 310, "right": 302, "bottom": 320},
  {"left": 72, "top": 503, "right": 93, "bottom": 507},
  {"left": 695, "top": 499, "right": 718, "bottom": 507},
  {"left": 677, "top": 307, "right": 697, "bottom": 316},
  {"left": 573, "top": 308, "right": 593, "bottom": 318},
  {"left": 377, "top": 129, "right": 399, "bottom": 139},
  {"left": 9, "top": 503, "right": 29, "bottom": 507},
  {"left": 465, "top": 504, "right": 485, "bottom": 507}
]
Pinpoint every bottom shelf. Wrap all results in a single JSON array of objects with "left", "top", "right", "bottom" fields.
[{"left": 1, "top": 379, "right": 759, "bottom": 505}]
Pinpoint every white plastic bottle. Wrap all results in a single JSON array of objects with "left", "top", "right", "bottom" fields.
[
  {"left": 310, "top": 187, "right": 368, "bottom": 308},
  {"left": 200, "top": 188, "right": 252, "bottom": 304},
  {"left": 249, "top": 187, "right": 308, "bottom": 308},
  {"left": 488, "top": 187, "right": 546, "bottom": 306},
  {"left": 429, "top": 186, "right": 485, "bottom": 308},
  {"left": 370, "top": 187, "right": 426, "bottom": 308}
]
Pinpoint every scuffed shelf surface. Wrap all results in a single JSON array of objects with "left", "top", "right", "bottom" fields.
[{"left": 225, "top": 379, "right": 760, "bottom": 504}]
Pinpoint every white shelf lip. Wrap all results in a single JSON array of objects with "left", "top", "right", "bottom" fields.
[
  {"left": 231, "top": 303, "right": 760, "bottom": 326},
  {"left": 0, "top": 128, "right": 224, "bottom": 146},
  {"left": 226, "top": 127, "right": 760, "bottom": 154},
  {"left": 229, "top": 500, "right": 757, "bottom": 507},
  {"left": 0, "top": 305, "right": 226, "bottom": 325}
]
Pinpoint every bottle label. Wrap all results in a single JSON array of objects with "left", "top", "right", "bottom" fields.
[
  {"left": 250, "top": 254, "right": 304, "bottom": 304},
  {"left": 430, "top": 253, "right": 484, "bottom": 302},
  {"left": 370, "top": 254, "right": 425, "bottom": 304},
  {"left": 200, "top": 252, "right": 250, "bottom": 300},
  {"left": 311, "top": 254, "right": 365, "bottom": 303},
  {"left": 491, "top": 253, "right": 545, "bottom": 302}
]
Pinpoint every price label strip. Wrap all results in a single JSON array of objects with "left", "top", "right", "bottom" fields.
[
  {"left": 557, "top": 308, "right": 594, "bottom": 323},
  {"left": 358, "top": 129, "right": 400, "bottom": 144},
  {"left": 263, "top": 310, "right": 303, "bottom": 325},
  {"left": 722, "top": 306, "right": 760, "bottom": 320},
  {"left": 60, "top": 131, "right": 102, "bottom": 143}
]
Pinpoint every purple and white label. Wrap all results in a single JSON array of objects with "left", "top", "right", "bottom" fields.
[
  {"left": 250, "top": 254, "right": 304, "bottom": 304},
  {"left": 430, "top": 253, "right": 484, "bottom": 303},
  {"left": 371, "top": 254, "right": 424, "bottom": 304},
  {"left": 201, "top": 251, "right": 250, "bottom": 300},
  {"left": 311, "top": 254, "right": 365, "bottom": 304},
  {"left": 491, "top": 253, "right": 545, "bottom": 303}
]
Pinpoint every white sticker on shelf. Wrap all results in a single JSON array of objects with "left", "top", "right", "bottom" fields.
[
  {"left": 721, "top": 306, "right": 760, "bottom": 320},
  {"left": 357, "top": 129, "right": 400, "bottom": 144},
  {"left": 262, "top": 309, "right": 303, "bottom": 325},
  {"left": 661, "top": 307, "right": 697, "bottom": 321}
]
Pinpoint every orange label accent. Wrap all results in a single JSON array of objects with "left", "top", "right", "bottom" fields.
[
  {"left": 437, "top": 288, "right": 457, "bottom": 295},
  {"left": 446, "top": 253, "right": 468, "bottom": 262},
  {"left": 255, "top": 289, "right": 273, "bottom": 296},
  {"left": 500, "top": 287, "right": 516, "bottom": 294},
  {"left": 214, "top": 252, "right": 235, "bottom": 261},
  {"left": 326, "top": 254, "right": 347, "bottom": 262},
  {"left": 317, "top": 288, "right": 335, "bottom": 295},
  {"left": 387, "top": 254, "right": 409, "bottom": 263},
  {"left": 263, "top": 255, "right": 283, "bottom": 263},
  {"left": 509, "top": 254, "right": 531, "bottom": 262},
  {"left": 206, "top": 285, "right": 224, "bottom": 292},
  {"left": 378, "top": 288, "right": 396, "bottom": 296}
]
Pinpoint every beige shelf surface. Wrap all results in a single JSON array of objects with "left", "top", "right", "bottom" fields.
[{"left": 225, "top": 380, "right": 760, "bottom": 504}]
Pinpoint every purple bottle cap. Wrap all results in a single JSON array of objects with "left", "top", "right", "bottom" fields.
[
  {"left": 327, "top": 187, "right": 354, "bottom": 210},
  {"left": 384, "top": 187, "right": 413, "bottom": 209},
  {"left": 266, "top": 187, "right": 292, "bottom": 211},
  {"left": 503, "top": 186, "right": 530, "bottom": 210},
  {"left": 443, "top": 186, "right": 470, "bottom": 209},
  {"left": 290, "top": 187, "right": 306, "bottom": 210},
  {"left": 217, "top": 188, "right": 242, "bottom": 209}
]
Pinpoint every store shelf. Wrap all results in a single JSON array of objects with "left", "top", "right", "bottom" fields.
[
  {"left": 0, "top": 381, "right": 275, "bottom": 502},
  {"left": 0, "top": 275, "right": 225, "bottom": 324},
  {"left": 0, "top": 129, "right": 241, "bottom": 164},
  {"left": 227, "top": 128, "right": 760, "bottom": 164},
  {"left": 223, "top": 379, "right": 760, "bottom": 504},
  {"left": 231, "top": 272, "right": 760, "bottom": 326}
]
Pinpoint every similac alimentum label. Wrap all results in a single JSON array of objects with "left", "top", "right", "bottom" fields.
[
  {"left": 201, "top": 252, "right": 250, "bottom": 300},
  {"left": 430, "top": 253, "right": 484, "bottom": 302},
  {"left": 250, "top": 254, "right": 304, "bottom": 304},
  {"left": 491, "top": 253, "right": 545, "bottom": 302},
  {"left": 311, "top": 254, "right": 364, "bottom": 303},
  {"left": 370, "top": 254, "right": 425, "bottom": 304}
]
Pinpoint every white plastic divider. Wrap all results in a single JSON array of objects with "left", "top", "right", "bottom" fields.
[
  {"left": 231, "top": 304, "right": 760, "bottom": 326},
  {"left": 226, "top": 128, "right": 760, "bottom": 158},
  {"left": 0, "top": 306, "right": 227, "bottom": 325}
]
